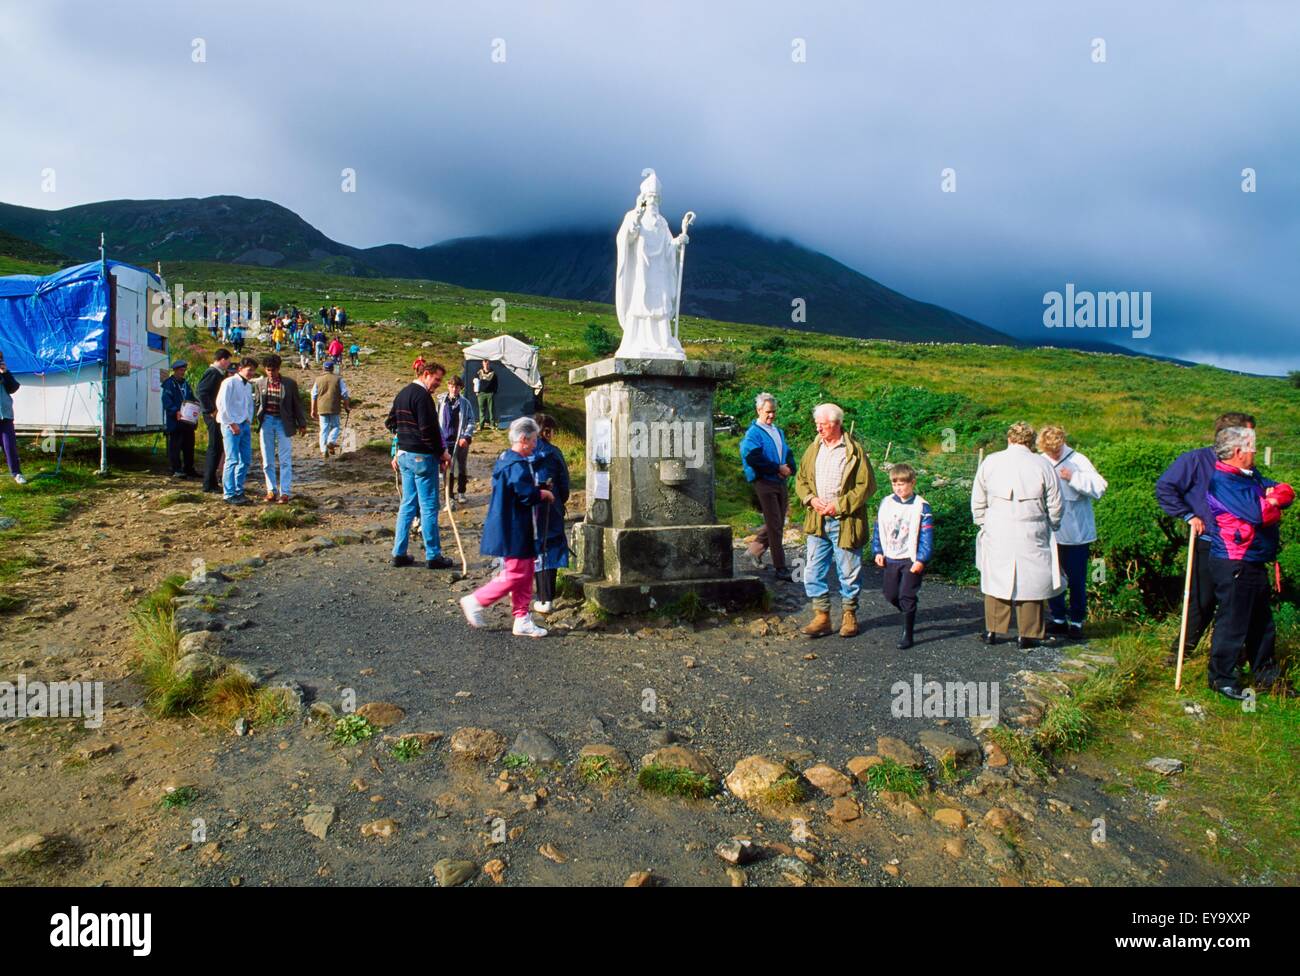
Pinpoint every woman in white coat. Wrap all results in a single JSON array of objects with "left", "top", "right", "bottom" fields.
[
  {"left": 971, "top": 422, "right": 1064, "bottom": 649},
  {"left": 1037, "top": 425, "right": 1107, "bottom": 639}
]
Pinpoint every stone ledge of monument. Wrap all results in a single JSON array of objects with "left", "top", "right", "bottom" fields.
[{"left": 568, "top": 358, "right": 736, "bottom": 385}]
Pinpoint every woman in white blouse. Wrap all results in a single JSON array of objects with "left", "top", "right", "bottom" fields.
[{"left": 1037, "top": 425, "right": 1107, "bottom": 638}]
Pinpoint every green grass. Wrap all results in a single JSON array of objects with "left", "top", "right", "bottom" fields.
[
  {"left": 577, "top": 754, "right": 622, "bottom": 785},
  {"left": 636, "top": 763, "right": 720, "bottom": 799},
  {"left": 246, "top": 506, "right": 319, "bottom": 529},
  {"left": 159, "top": 786, "right": 199, "bottom": 809},
  {"left": 864, "top": 758, "right": 928, "bottom": 796},
  {"left": 331, "top": 714, "right": 376, "bottom": 746},
  {"left": 390, "top": 736, "right": 425, "bottom": 763},
  {"left": 502, "top": 752, "right": 531, "bottom": 769},
  {"left": 757, "top": 773, "right": 807, "bottom": 806}
]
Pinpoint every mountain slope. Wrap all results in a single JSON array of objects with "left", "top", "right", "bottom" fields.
[{"left": 0, "top": 195, "right": 1009, "bottom": 344}]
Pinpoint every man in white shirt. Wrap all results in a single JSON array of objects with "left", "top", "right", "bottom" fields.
[{"left": 216, "top": 356, "right": 259, "bottom": 504}]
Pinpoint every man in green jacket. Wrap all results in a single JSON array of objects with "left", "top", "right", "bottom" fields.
[{"left": 794, "top": 403, "right": 876, "bottom": 638}]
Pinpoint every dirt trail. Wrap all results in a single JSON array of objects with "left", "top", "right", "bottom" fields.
[{"left": 0, "top": 350, "right": 1232, "bottom": 887}]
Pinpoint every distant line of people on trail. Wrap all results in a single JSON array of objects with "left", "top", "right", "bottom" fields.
[
  {"left": 202, "top": 303, "right": 358, "bottom": 371},
  {"left": 737, "top": 394, "right": 1293, "bottom": 701}
]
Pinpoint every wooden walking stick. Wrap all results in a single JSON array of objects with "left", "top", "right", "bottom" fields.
[
  {"left": 443, "top": 473, "right": 468, "bottom": 581},
  {"left": 1174, "top": 522, "right": 1196, "bottom": 691}
]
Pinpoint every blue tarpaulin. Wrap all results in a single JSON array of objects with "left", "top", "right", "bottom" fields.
[{"left": 0, "top": 260, "right": 157, "bottom": 375}]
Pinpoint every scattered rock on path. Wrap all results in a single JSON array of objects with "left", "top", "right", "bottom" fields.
[
  {"left": 1144, "top": 757, "right": 1184, "bottom": 776},
  {"left": 433, "top": 858, "right": 476, "bottom": 887},
  {"left": 511, "top": 729, "right": 560, "bottom": 763},
  {"left": 724, "top": 755, "right": 790, "bottom": 802},
  {"left": 302, "top": 804, "right": 337, "bottom": 840},
  {"left": 578, "top": 743, "right": 630, "bottom": 771},
  {"left": 875, "top": 736, "right": 923, "bottom": 768},
  {"left": 917, "top": 730, "right": 983, "bottom": 768},
  {"left": 357, "top": 702, "right": 406, "bottom": 728},
  {"left": 450, "top": 727, "right": 507, "bottom": 762},
  {"left": 803, "top": 762, "right": 853, "bottom": 797},
  {"left": 639, "top": 745, "right": 717, "bottom": 779}
]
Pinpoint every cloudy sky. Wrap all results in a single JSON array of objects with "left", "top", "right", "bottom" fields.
[{"left": 2, "top": 0, "right": 1296, "bottom": 372}]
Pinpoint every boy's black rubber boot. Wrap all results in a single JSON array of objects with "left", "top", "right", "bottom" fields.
[{"left": 897, "top": 611, "right": 915, "bottom": 649}]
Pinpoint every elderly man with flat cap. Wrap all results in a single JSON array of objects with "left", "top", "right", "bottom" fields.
[{"left": 161, "top": 360, "right": 200, "bottom": 479}]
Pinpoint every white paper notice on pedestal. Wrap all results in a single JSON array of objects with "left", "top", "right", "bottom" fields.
[{"left": 592, "top": 471, "right": 610, "bottom": 500}]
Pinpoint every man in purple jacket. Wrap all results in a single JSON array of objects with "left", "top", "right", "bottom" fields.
[{"left": 1155, "top": 411, "right": 1254, "bottom": 666}]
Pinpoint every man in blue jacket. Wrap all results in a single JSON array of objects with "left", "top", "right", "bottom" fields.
[
  {"left": 1203, "top": 425, "right": 1294, "bottom": 699},
  {"left": 1155, "top": 411, "right": 1254, "bottom": 666},
  {"left": 740, "top": 392, "right": 797, "bottom": 580},
  {"left": 161, "top": 360, "right": 200, "bottom": 479}
]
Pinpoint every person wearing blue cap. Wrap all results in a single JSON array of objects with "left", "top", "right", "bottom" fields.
[{"left": 161, "top": 361, "right": 200, "bottom": 478}]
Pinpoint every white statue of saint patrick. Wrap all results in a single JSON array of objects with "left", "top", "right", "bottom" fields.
[{"left": 614, "top": 169, "right": 693, "bottom": 360}]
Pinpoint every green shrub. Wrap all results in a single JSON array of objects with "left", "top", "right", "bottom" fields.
[{"left": 583, "top": 322, "right": 618, "bottom": 358}]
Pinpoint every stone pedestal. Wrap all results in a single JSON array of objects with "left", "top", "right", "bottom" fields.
[{"left": 568, "top": 357, "right": 764, "bottom": 615}]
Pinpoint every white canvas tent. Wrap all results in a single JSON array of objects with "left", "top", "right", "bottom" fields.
[{"left": 461, "top": 334, "right": 542, "bottom": 427}]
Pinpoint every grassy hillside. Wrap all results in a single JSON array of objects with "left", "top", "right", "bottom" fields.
[
  {"left": 0, "top": 196, "right": 1015, "bottom": 343},
  {"left": 3, "top": 254, "right": 1298, "bottom": 880}
]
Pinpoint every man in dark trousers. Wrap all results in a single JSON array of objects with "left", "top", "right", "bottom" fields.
[
  {"left": 161, "top": 360, "right": 200, "bottom": 478},
  {"left": 1155, "top": 411, "right": 1255, "bottom": 666},
  {"left": 474, "top": 360, "right": 498, "bottom": 429},
  {"left": 386, "top": 362, "right": 453, "bottom": 569},
  {"left": 437, "top": 375, "right": 476, "bottom": 507},
  {"left": 195, "top": 349, "right": 232, "bottom": 493}
]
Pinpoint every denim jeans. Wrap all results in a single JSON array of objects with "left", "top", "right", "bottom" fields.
[
  {"left": 221, "top": 422, "right": 253, "bottom": 499},
  {"left": 803, "top": 516, "right": 862, "bottom": 610},
  {"left": 319, "top": 414, "right": 341, "bottom": 453},
  {"left": 259, "top": 415, "right": 293, "bottom": 496},
  {"left": 393, "top": 451, "right": 441, "bottom": 559}
]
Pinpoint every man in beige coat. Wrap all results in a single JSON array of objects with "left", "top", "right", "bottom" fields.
[{"left": 971, "top": 421, "right": 1063, "bottom": 650}]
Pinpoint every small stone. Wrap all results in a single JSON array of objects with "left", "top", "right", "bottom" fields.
[
  {"left": 624, "top": 870, "right": 653, "bottom": 887},
  {"left": 681, "top": 656, "right": 697, "bottom": 668},
  {"left": 725, "top": 866, "right": 747, "bottom": 887},
  {"left": 483, "top": 858, "right": 506, "bottom": 884},
  {"left": 846, "top": 755, "right": 882, "bottom": 781},
  {"left": 356, "top": 702, "right": 406, "bottom": 728},
  {"left": 302, "top": 803, "right": 336, "bottom": 840},
  {"left": 640, "top": 745, "right": 717, "bottom": 779},
  {"left": 803, "top": 762, "right": 853, "bottom": 797},
  {"left": 882, "top": 863, "right": 900, "bottom": 878},
  {"left": 983, "top": 741, "right": 1009, "bottom": 768},
  {"left": 511, "top": 729, "right": 560, "bottom": 763},
  {"left": 521, "top": 792, "right": 539, "bottom": 811},
  {"left": 1144, "top": 757, "right": 1184, "bottom": 776},
  {"left": 828, "top": 796, "right": 861, "bottom": 822},
  {"left": 917, "top": 730, "right": 983, "bottom": 768},
  {"left": 983, "top": 807, "right": 1016, "bottom": 830},
  {"left": 724, "top": 755, "right": 791, "bottom": 802},
  {"left": 449, "top": 727, "right": 507, "bottom": 762},
  {"left": 173, "top": 651, "right": 223, "bottom": 682},
  {"left": 361, "top": 818, "right": 399, "bottom": 839},
  {"left": 715, "top": 838, "right": 756, "bottom": 864},
  {"left": 934, "top": 807, "right": 968, "bottom": 830},
  {"left": 538, "top": 843, "right": 567, "bottom": 864},
  {"left": 197, "top": 842, "right": 223, "bottom": 867},
  {"left": 878, "top": 790, "right": 925, "bottom": 819},
  {"left": 875, "top": 736, "right": 923, "bottom": 768},
  {"left": 943, "top": 837, "right": 966, "bottom": 858},
  {"left": 433, "top": 858, "right": 476, "bottom": 887},
  {"left": 233, "top": 718, "right": 250, "bottom": 737}
]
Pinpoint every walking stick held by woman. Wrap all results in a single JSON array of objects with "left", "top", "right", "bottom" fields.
[{"left": 1174, "top": 522, "right": 1196, "bottom": 691}]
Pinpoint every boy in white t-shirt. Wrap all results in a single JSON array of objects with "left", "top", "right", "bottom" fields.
[{"left": 871, "top": 463, "right": 935, "bottom": 649}]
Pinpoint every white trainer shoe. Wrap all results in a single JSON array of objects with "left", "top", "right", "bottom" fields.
[
  {"left": 13, "top": 474, "right": 27, "bottom": 485},
  {"left": 460, "top": 595, "right": 486, "bottom": 628},
  {"left": 512, "top": 615, "right": 548, "bottom": 638},
  {"left": 533, "top": 600, "right": 553, "bottom": 614}
]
